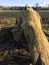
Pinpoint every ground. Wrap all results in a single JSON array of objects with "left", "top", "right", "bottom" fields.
[{"left": 0, "top": 9, "right": 49, "bottom": 65}]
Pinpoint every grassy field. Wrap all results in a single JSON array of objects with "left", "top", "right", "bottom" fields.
[
  {"left": 0, "top": 10, "right": 49, "bottom": 41},
  {"left": 0, "top": 9, "right": 49, "bottom": 65},
  {"left": 0, "top": 10, "right": 21, "bottom": 18},
  {"left": 0, "top": 10, "right": 20, "bottom": 12}
]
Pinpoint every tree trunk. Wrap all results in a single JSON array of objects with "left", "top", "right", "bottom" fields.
[{"left": 21, "top": 7, "right": 49, "bottom": 65}]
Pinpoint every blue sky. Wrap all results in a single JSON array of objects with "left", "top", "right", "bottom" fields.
[{"left": 0, "top": 0, "right": 49, "bottom": 6}]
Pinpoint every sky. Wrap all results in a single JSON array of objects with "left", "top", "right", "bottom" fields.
[{"left": 0, "top": 0, "right": 49, "bottom": 6}]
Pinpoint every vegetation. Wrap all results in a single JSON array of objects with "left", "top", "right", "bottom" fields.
[
  {"left": 0, "top": 8, "right": 49, "bottom": 65},
  {"left": 0, "top": 9, "right": 49, "bottom": 41}
]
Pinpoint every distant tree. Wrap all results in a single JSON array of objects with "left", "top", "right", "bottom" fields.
[
  {"left": 47, "top": 4, "right": 49, "bottom": 7},
  {"left": 35, "top": 3, "right": 39, "bottom": 7}
]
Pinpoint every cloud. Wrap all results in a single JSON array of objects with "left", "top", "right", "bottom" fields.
[{"left": 39, "top": 1, "right": 49, "bottom": 7}]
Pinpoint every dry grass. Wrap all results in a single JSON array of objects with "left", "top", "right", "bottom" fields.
[
  {"left": 0, "top": 10, "right": 20, "bottom": 12},
  {"left": 0, "top": 17, "right": 16, "bottom": 28}
]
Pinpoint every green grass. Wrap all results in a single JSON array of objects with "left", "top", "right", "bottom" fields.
[
  {"left": 0, "top": 10, "right": 21, "bottom": 18},
  {"left": 42, "top": 23, "right": 49, "bottom": 41},
  {"left": 38, "top": 10, "right": 49, "bottom": 12},
  {"left": 0, "top": 10, "right": 20, "bottom": 12}
]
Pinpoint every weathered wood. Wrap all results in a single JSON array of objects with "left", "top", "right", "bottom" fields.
[
  {"left": 11, "top": 7, "right": 49, "bottom": 65},
  {"left": 21, "top": 7, "right": 49, "bottom": 65}
]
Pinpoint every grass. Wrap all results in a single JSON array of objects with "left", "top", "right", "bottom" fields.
[
  {"left": 0, "top": 17, "right": 16, "bottom": 28},
  {"left": 0, "top": 10, "right": 49, "bottom": 41},
  {"left": 0, "top": 9, "right": 49, "bottom": 64},
  {"left": 0, "top": 10, "right": 21, "bottom": 18},
  {"left": 38, "top": 10, "right": 49, "bottom": 12},
  {"left": 0, "top": 10, "right": 21, "bottom": 12}
]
